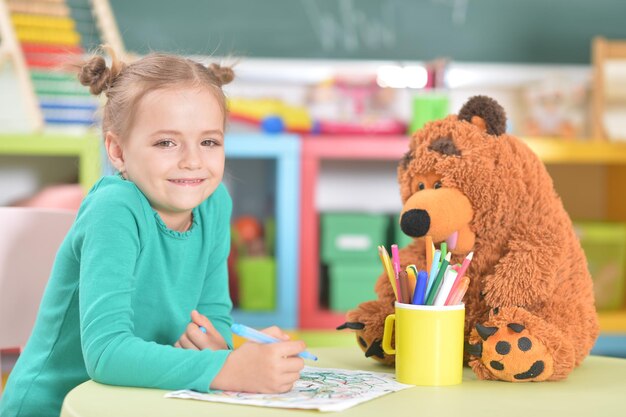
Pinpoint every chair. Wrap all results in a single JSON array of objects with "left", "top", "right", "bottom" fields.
[
  {"left": 0, "top": 207, "right": 75, "bottom": 393},
  {"left": 592, "top": 37, "right": 626, "bottom": 140}
]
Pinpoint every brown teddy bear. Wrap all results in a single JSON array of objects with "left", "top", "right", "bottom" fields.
[{"left": 338, "top": 95, "right": 599, "bottom": 382}]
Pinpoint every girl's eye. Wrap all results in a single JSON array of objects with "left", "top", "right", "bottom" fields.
[
  {"left": 155, "top": 140, "right": 175, "bottom": 147},
  {"left": 201, "top": 139, "right": 220, "bottom": 147},
  {"left": 434, "top": 181, "right": 443, "bottom": 189},
  {"left": 417, "top": 182, "right": 425, "bottom": 190}
]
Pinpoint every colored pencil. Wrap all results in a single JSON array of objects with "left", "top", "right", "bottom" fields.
[
  {"left": 425, "top": 252, "right": 451, "bottom": 305},
  {"left": 440, "top": 242, "right": 447, "bottom": 267},
  {"left": 412, "top": 270, "right": 428, "bottom": 305},
  {"left": 398, "top": 270, "right": 410, "bottom": 304},
  {"left": 456, "top": 252, "right": 474, "bottom": 281},
  {"left": 406, "top": 265, "right": 417, "bottom": 300},
  {"left": 447, "top": 276, "right": 470, "bottom": 305},
  {"left": 445, "top": 252, "right": 473, "bottom": 305},
  {"left": 391, "top": 244, "right": 402, "bottom": 302},
  {"left": 378, "top": 245, "right": 398, "bottom": 300},
  {"left": 433, "top": 268, "right": 458, "bottom": 306}
]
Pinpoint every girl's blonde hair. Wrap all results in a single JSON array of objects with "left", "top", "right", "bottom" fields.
[{"left": 76, "top": 46, "right": 234, "bottom": 138}]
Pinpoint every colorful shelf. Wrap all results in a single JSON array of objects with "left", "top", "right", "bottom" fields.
[
  {"left": 226, "top": 134, "right": 301, "bottom": 329},
  {"left": 299, "top": 135, "right": 409, "bottom": 329}
]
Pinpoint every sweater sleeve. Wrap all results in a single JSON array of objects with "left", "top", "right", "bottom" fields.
[
  {"left": 74, "top": 185, "right": 230, "bottom": 392},
  {"left": 196, "top": 184, "right": 234, "bottom": 349}
]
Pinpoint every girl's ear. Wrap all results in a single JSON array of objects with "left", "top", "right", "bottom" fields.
[{"left": 105, "top": 132, "right": 126, "bottom": 173}]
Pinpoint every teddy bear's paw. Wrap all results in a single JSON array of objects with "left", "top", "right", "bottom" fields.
[
  {"left": 467, "top": 320, "right": 554, "bottom": 382},
  {"left": 337, "top": 297, "right": 397, "bottom": 366},
  {"left": 362, "top": 338, "right": 386, "bottom": 360},
  {"left": 338, "top": 322, "right": 387, "bottom": 360}
]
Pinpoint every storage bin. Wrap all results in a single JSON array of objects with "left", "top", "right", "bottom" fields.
[
  {"left": 321, "top": 213, "right": 389, "bottom": 263},
  {"left": 328, "top": 261, "right": 381, "bottom": 312},
  {"left": 409, "top": 94, "right": 449, "bottom": 134},
  {"left": 575, "top": 222, "right": 626, "bottom": 310},
  {"left": 237, "top": 256, "right": 276, "bottom": 311}
]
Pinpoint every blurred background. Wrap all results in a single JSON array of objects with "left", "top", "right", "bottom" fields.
[{"left": 1, "top": 0, "right": 626, "bottom": 376}]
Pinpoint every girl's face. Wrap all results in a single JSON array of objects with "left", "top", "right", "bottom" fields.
[{"left": 107, "top": 86, "right": 225, "bottom": 231}]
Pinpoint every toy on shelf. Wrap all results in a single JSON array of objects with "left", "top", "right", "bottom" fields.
[
  {"left": 228, "top": 72, "right": 407, "bottom": 136},
  {"left": 592, "top": 37, "right": 626, "bottom": 141},
  {"left": 231, "top": 215, "right": 276, "bottom": 311},
  {"left": 0, "top": 0, "right": 125, "bottom": 131},
  {"left": 229, "top": 215, "right": 267, "bottom": 306},
  {"left": 228, "top": 98, "right": 317, "bottom": 134},
  {"left": 233, "top": 215, "right": 267, "bottom": 256},
  {"left": 307, "top": 76, "right": 406, "bottom": 135},
  {"left": 522, "top": 75, "right": 588, "bottom": 139}
]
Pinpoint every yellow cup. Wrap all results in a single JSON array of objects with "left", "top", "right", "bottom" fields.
[{"left": 382, "top": 302, "right": 465, "bottom": 386}]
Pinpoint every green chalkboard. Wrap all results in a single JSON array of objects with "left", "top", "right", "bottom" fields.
[{"left": 110, "top": 0, "right": 626, "bottom": 64}]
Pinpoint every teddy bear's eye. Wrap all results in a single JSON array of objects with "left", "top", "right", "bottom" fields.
[
  {"left": 417, "top": 182, "right": 425, "bottom": 190},
  {"left": 434, "top": 181, "right": 443, "bottom": 189}
]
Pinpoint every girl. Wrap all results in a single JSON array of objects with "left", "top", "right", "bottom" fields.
[{"left": 0, "top": 48, "right": 306, "bottom": 417}]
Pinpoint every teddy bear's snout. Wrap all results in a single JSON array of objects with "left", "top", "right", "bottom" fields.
[
  {"left": 400, "top": 209, "right": 431, "bottom": 237},
  {"left": 400, "top": 187, "right": 475, "bottom": 252}
]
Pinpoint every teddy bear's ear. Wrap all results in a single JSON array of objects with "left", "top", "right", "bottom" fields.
[{"left": 458, "top": 95, "right": 507, "bottom": 136}]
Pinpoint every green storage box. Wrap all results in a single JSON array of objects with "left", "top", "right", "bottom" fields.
[
  {"left": 321, "top": 213, "right": 389, "bottom": 263},
  {"left": 328, "top": 261, "right": 381, "bottom": 312},
  {"left": 393, "top": 214, "right": 415, "bottom": 249},
  {"left": 409, "top": 94, "right": 449, "bottom": 135},
  {"left": 575, "top": 222, "right": 626, "bottom": 311},
  {"left": 237, "top": 256, "right": 276, "bottom": 311}
]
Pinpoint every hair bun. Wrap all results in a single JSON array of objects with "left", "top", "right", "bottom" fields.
[
  {"left": 78, "top": 56, "right": 112, "bottom": 95},
  {"left": 77, "top": 46, "right": 126, "bottom": 96},
  {"left": 208, "top": 63, "right": 235, "bottom": 87}
]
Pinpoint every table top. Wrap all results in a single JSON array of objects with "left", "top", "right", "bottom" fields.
[{"left": 61, "top": 347, "right": 626, "bottom": 417}]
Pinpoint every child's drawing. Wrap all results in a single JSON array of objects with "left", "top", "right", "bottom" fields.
[{"left": 166, "top": 366, "right": 410, "bottom": 412}]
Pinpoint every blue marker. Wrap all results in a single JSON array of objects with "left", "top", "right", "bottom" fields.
[
  {"left": 230, "top": 323, "right": 318, "bottom": 361},
  {"left": 412, "top": 270, "right": 428, "bottom": 305}
]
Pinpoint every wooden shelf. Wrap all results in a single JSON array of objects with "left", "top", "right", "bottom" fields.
[
  {"left": 598, "top": 310, "right": 626, "bottom": 332},
  {"left": 523, "top": 137, "right": 626, "bottom": 164}
]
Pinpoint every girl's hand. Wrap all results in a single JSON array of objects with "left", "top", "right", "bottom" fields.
[
  {"left": 210, "top": 339, "right": 306, "bottom": 393},
  {"left": 174, "top": 310, "right": 228, "bottom": 351},
  {"left": 257, "top": 325, "right": 291, "bottom": 341}
]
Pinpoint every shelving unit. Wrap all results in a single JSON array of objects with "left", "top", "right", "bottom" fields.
[
  {"left": 299, "top": 135, "right": 409, "bottom": 329},
  {"left": 0, "top": 133, "right": 101, "bottom": 191},
  {"left": 298, "top": 135, "right": 626, "bottom": 332},
  {"left": 2, "top": 132, "right": 625, "bottom": 337},
  {"left": 0, "top": 133, "right": 301, "bottom": 328},
  {"left": 226, "top": 134, "right": 300, "bottom": 329}
]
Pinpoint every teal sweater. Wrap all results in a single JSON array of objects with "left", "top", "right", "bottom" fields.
[{"left": 0, "top": 175, "right": 234, "bottom": 417}]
